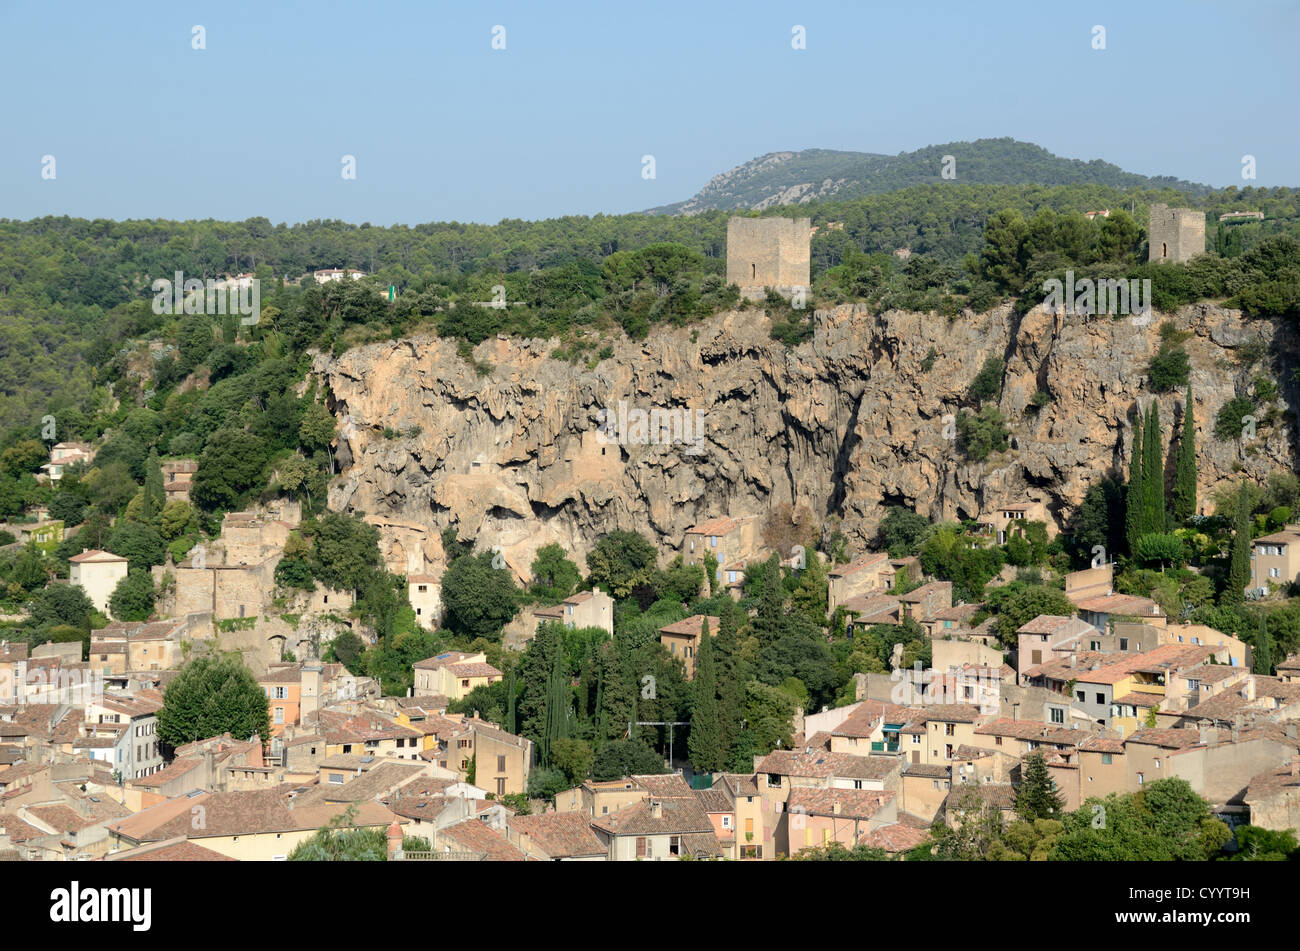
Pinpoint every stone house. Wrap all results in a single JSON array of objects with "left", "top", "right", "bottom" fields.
[
  {"left": 681, "top": 516, "right": 760, "bottom": 582},
  {"left": 412, "top": 651, "right": 503, "bottom": 701},
  {"left": 69, "top": 549, "right": 129, "bottom": 614},
  {"left": 657, "top": 614, "right": 721, "bottom": 679},
  {"left": 827, "top": 553, "right": 891, "bottom": 614}
]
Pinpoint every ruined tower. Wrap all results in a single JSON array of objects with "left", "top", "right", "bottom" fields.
[
  {"left": 1148, "top": 204, "right": 1205, "bottom": 263},
  {"left": 726, "top": 216, "right": 811, "bottom": 301}
]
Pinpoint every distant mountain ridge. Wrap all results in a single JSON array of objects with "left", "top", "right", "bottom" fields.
[{"left": 646, "top": 138, "right": 1212, "bottom": 215}]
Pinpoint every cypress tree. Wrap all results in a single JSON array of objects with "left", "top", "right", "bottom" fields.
[
  {"left": 1224, "top": 482, "right": 1252, "bottom": 606},
  {"left": 1255, "top": 614, "right": 1274, "bottom": 676},
  {"left": 687, "top": 618, "right": 723, "bottom": 773},
  {"left": 1142, "top": 402, "right": 1165, "bottom": 535},
  {"left": 1125, "top": 412, "right": 1145, "bottom": 556},
  {"left": 714, "top": 600, "right": 745, "bottom": 755},
  {"left": 542, "top": 643, "right": 569, "bottom": 766},
  {"left": 1171, "top": 384, "right": 1197, "bottom": 523},
  {"left": 143, "top": 450, "right": 164, "bottom": 523}
]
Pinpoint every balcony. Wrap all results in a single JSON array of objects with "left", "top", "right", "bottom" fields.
[{"left": 870, "top": 741, "right": 899, "bottom": 753}]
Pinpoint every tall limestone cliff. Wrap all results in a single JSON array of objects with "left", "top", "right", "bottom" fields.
[{"left": 311, "top": 303, "right": 1297, "bottom": 579}]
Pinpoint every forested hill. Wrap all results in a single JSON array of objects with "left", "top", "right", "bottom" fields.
[
  {"left": 0, "top": 180, "right": 1297, "bottom": 444},
  {"left": 647, "top": 138, "right": 1213, "bottom": 215}
]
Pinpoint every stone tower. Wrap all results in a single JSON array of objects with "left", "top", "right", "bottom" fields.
[
  {"left": 1148, "top": 204, "right": 1205, "bottom": 263},
  {"left": 726, "top": 216, "right": 811, "bottom": 301}
]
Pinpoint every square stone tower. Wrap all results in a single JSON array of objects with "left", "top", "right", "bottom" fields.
[
  {"left": 726, "top": 216, "right": 811, "bottom": 301},
  {"left": 1148, "top": 204, "right": 1205, "bottom": 263}
]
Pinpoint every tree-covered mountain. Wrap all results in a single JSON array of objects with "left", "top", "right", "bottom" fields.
[{"left": 646, "top": 138, "right": 1213, "bottom": 215}]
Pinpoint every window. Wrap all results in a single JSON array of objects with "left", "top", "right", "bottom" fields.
[
  {"left": 1187, "top": 679, "right": 1200, "bottom": 691},
  {"left": 994, "top": 736, "right": 1002, "bottom": 746},
  {"left": 1119, "top": 638, "right": 1128, "bottom": 651},
  {"left": 945, "top": 723, "right": 955, "bottom": 736},
  {"left": 853, "top": 780, "right": 863, "bottom": 789},
  {"left": 1101, "top": 754, "right": 1113, "bottom": 765},
  {"left": 766, "top": 774, "right": 782, "bottom": 787},
  {"left": 497, "top": 754, "right": 506, "bottom": 772},
  {"left": 911, "top": 735, "right": 920, "bottom": 745},
  {"left": 721, "top": 815, "right": 732, "bottom": 829},
  {"left": 274, "top": 707, "right": 284, "bottom": 724},
  {"left": 1090, "top": 641, "right": 1100, "bottom": 651},
  {"left": 496, "top": 778, "right": 506, "bottom": 796},
  {"left": 1050, "top": 708, "right": 1064, "bottom": 724},
  {"left": 1137, "top": 772, "right": 1144, "bottom": 785},
  {"left": 1154, "top": 758, "right": 1161, "bottom": 769},
  {"left": 1076, "top": 691, "right": 1085, "bottom": 702},
  {"left": 669, "top": 836, "right": 680, "bottom": 856},
  {"left": 636, "top": 837, "right": 647, "bottom": 858},
  {"left": 710, "top": 536, "right": 717, "bottom": 547},
  {"left": 1095, "top": 693, "right": 1105, "bottom": 705},
  {"left": 328, "top": 773, "right": 344, "bottom": 784}
]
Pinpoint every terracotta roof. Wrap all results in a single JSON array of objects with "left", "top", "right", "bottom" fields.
[
  {"left": 685, "top": 517, "right": 739, "bottom": 536},
  {"left": 508, "top": 812, "right": 605, "bottom": 858},
  {"left": 755, "top": 749, "right": 900, "bottom": 781},
  {"left": 590, "top": 796, "right": 716, "bottom": 837},
  {"left": 68, "top": 549, "right": 127, "bottom": 563},
  {"left": 657, "top": 615, "right": 721, "bottom": 639},
  {"left": 438, "top": 818, "right": 526, "bottom": 861},
  {"left": 859, "top": 822, "right": 932, "bottom": 853},
  {"left": 1018, "top": 615, "right": 1094, "bottom": 636},
  {"left": 787, "top": 787, "right": 894, "bottom": 820},
  {"left": 445, "top": 662, "right": 502, "bottom": 679},
  {"left": 113, "top": 839, "right": 236, "bottom": 861},
  {"left": 107, "top": 786, "right": 396, "bottom": 842},
  {"left": 1074, "top": 593, "right": 1164, "bottom": 616},
  {"left": 973, "top": 718, "right": 1091, "bottom": 747},
  {"left": 632, "top": 773, "right": 695, "bottom": 798},
  {"left": 1079, "top": 736, "right": 1125, "bottom": 753},
  {"left": 828, "top": 553, "right": 888, "bottom": 578}
]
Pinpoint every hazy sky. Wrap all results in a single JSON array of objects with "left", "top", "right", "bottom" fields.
[{"left": 1, "top": 0, "right": 1296, "bottom": 225}]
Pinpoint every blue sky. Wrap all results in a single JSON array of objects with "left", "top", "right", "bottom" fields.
[{"left": 1, "top": 0, "right": 1296, "bottom": 225}]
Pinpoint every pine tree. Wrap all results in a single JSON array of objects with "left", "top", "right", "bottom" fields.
[
  {"left": 687, "top": 618, "right": 723, "bottom": 773},
  {"left": 1171, "top": 384, "right": 1198, "bottom": 523},
  {"left": 1015, "top": 750, "right": 1064, "bottom": 821},
  {"left": 1142, "top": 402, "right": 1165, "bottom": 535},
  {"left": 1224, "top": 482, "right": 1252, "bottom": 606},
  {"left": 1254, "top": 614, "right": 1274, "bottom": 676},
  {"left": 1125, "top": 412, "right": 1145, "bottom": 556}
]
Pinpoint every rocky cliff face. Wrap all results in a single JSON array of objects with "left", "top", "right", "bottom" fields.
[{"left": 311, "top": 303, "right": 1298, "bottom": 577}]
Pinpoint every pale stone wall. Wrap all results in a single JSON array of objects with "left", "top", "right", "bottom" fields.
[
  {"left": 726, "top": 217, "right": 811, "bottom": 300},
  {"left": 1148, "top": 204, "right": 1205, "bottom": 263}
]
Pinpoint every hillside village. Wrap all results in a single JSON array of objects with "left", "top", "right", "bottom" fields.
[
  {"left": 4, "top": 422, "right": 1300, "bottom": 860},
  {"left": 1, "top": 203, "right": 1299, "bottom": 863}
]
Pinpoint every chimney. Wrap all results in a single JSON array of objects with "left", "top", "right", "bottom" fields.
[
  {"left": 832, "top": 801, "right": 842, "bottom": 815},
  {"left": 650, "top": 799, "right": 662, "bottom": 819},
  {"left": 1069, "top": 653, "right": 1077, "bottom": 668},
  {"left": 1291, "top": 757, "right": 1299, "bottom": 780},
  {"left": 386, "top": 819, "right": 403, "bottom": 860},
  {"left": 1243, "top": 678, "right": 1256, "bottom": 702}
]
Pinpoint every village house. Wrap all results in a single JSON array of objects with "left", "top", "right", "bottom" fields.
[
  {"left": 0, "top": 642, "right": 28, "bottom": 705},
  {"left": 827, "top": 553, "right": 891, "bottom": 613},
  {"left": 785, "top": 787, "right": 899, "bottom": 855},
  {"left": 977, "top": 500, "right": 1053, "bottom": 545},
  {"left": 530, "top": 589, "right": 615, "bottom": 636},
  {"left": 68, "top": 549, "right": 129, "bottom": 614},
  {"left": 506, "top": 811, "right": 607, "bottom": 861},
  {"left": 680, "top": 516, "right": 760, "bottom": 583},
  {"left": 657, "top": 614, "right": 721, "bottom": 679},
  {"left": 40, "top": 442, "right": 95, "bottom": 482},
  {"left": 1249, "top": 524, "right": 1300, "bottom": 592},
  {"left": 1242, "top": 756, "right": 1300, "bottom": 831},
  {"left": 161, "top": 459, "right": 198, "bottom": 502},
  {"left": 412, "top": 651, "right": 503, "bottom": 701},
  {"left": 105, "top": 786, "right": 400, "bottom": 860},
  {"left": 407, "top": 574, "right": 442, "bottom": 630},
  {"left": 442, "top": 716, "right": 532, "bottom": 797}
]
